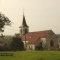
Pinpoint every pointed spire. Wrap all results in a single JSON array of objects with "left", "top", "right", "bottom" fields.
[{"left": 22, "top": 12, "right": 28, "bottom": 27}]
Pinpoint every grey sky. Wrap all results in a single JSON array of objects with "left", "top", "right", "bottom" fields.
[{"left": 0, "top": 0, "right": 60, "bottom": 35}]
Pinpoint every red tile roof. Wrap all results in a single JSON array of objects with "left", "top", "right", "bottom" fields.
[{"left": 21, "top": 30, "right": 55, "bottom": 44}]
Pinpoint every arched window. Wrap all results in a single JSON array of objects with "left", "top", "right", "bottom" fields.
[
  {"left": 25, "top": 29, "right": 28, "bottom": 34},
  {"left": 50, "top": 40, "right": 54, "bottom": 47}
]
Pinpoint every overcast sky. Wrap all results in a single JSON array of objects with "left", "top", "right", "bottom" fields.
[{"left": 0, "top": 0, "right": 60, "bottom": 35}]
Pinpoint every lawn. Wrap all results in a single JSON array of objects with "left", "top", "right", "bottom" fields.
[{"left": 0, "top": 51, "right": 60, "bottom": 60}]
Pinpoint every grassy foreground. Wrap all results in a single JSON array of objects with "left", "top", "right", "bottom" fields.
[{"left": 0, "top": 51, "right": 60, "bottom": 60}]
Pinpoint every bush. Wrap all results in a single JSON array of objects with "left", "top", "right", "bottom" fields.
[{"left": 10, "top": 37, "right": 24, "bottom": 51}]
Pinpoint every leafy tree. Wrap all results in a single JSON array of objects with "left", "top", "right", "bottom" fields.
[
  {"left": 0, "top": 36, "right": 13, "bottom": 51},
  {"left": 0, "top": 13, "right": 11, "bottom": 51},
  {"left": 3, "top": 36, "right": 13, "bottom": 51},
  {"left": 10, "top": 36, "right": 24, "bottom": 51},
  {"left": 0, "top": 13, "right": 11, "bottom": 36}
]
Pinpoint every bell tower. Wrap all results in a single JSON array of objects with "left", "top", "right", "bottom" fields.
[{"left": 20, "top": 13, "right": 29, "bottom": 35}]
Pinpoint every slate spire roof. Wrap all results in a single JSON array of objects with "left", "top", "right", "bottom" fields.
[{"left": 22, "top": 13, "right": 28, "bottom": 27}]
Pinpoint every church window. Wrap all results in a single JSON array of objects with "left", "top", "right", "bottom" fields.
[{"left": 50, "top": 40, "right": 54, "bottom": 47}]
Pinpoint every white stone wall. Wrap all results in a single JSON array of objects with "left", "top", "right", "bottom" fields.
[
  {"left": 35, "top": 38, "right": 47, "bottom": 50},
  {"left": 40, "top": 38, "right": 46, "bottom": 48},
  {"left": 46, "top": 34, "right": 58, "bottom": 50},
  {"left": 27, "top": 44, "right": 35, "bottom": 50},
  {"left": 23, "top": 41, "right": 28, "bottom": 48}
]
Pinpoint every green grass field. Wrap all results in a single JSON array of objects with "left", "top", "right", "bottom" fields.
[{"left": 0, "top": 51, "right": 60, "bottom": 60}]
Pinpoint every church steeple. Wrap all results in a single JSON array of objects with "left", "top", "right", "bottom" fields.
[
  {"left": 22, "top": 14, "right": 28, "bottom": 27},
  {"left": 20, "top": 13, "right": 29, "bottom": 35}
]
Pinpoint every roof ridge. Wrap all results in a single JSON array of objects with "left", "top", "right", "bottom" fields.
[{"left": 29, "top": 30, "right": 52, "bottom": 33}]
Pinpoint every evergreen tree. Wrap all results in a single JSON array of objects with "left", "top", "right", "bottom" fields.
[{"left": 10, "top": 36, "right": 24, "bottom": 51}]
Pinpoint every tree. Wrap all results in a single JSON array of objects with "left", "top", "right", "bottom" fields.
[
  {"left": 2, "top": 36, "right": 13, "bottom": 51},
  {"left": 10, "top": 36, "right": 24, "bottom": 51},
  {"left": 0, "top": 13, "right": 11, "bottom": 36}
]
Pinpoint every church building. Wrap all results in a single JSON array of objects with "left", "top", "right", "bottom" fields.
[{"left": 19, "top": 14, "right": 58, "bottom": 50}]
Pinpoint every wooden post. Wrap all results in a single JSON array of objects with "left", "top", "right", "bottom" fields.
[{"left": 25, "top": 34, "right": 26, "bottom": 50}]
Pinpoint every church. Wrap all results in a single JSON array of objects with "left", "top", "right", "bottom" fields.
[{"left": 19, "top": 14, "right": 58, "bottom": 50}]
